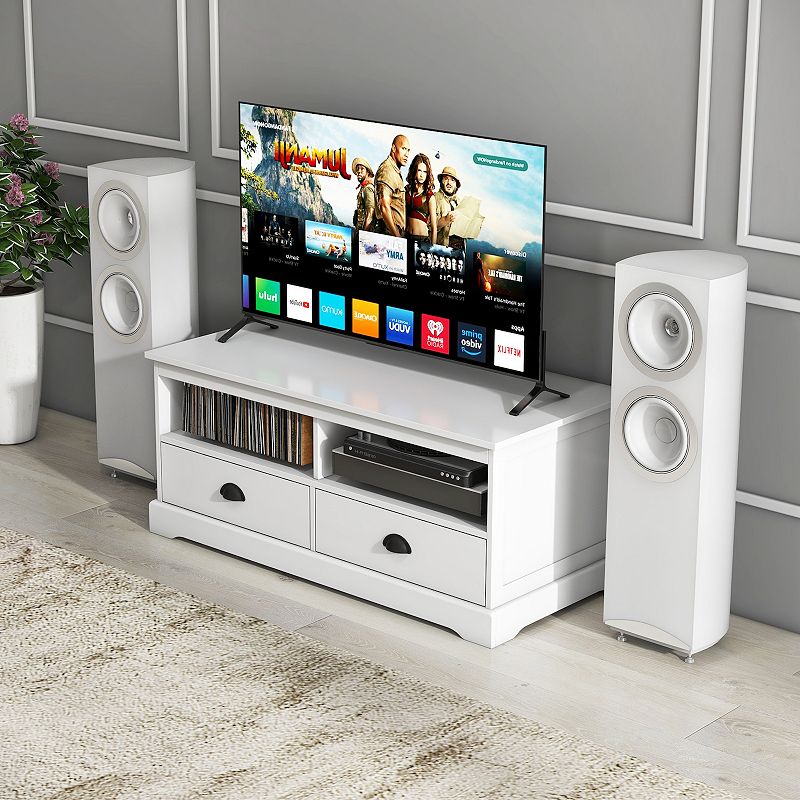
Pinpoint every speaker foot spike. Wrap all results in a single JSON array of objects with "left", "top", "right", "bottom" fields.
[
  {"left": 111, "top": 470, "right": 117, "bottom": 479},
  {"left": 684, "top": 654, "right": 695, "bottom": 664},
  {"left": 617, "top": 632, "right": 627, "bottom": 643}
]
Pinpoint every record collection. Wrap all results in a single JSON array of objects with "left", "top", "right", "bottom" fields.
[{"left": 182, "top": 383, "right": 313, "bottom": 466}]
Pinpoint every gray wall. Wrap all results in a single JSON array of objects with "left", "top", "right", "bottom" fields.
[{"left": 2, "top": 0, "right": 799, "bottom": 633}]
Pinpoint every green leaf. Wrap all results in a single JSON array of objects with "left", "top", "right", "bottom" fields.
[{"left": 0, "top": 259, "right": 19, "bottom": 274}]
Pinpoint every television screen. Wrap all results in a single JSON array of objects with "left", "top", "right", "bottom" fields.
[{"left": 240, "top": 102, "right": 545, "bottom": 379}]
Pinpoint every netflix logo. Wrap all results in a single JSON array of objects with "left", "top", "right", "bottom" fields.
[{"left": 493, "top": 329, "right": 525, "bottom": 372}]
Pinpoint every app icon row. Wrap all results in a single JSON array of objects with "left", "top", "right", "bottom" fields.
[{"left": 247, "top": 277, "right": 525, "bottom": 372}]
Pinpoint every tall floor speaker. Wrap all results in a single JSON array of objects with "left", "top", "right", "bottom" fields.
[
  {"left": 88, "top": 158, "right": 197, "bottom": 481},
  {"left": 604, "top": 250, "right": 747, "bottom": 661}
]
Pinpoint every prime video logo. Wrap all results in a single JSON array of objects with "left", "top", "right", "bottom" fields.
[
  {"left": 457, "top": 322, "right": 486, "bottom": 362},
  {"left": 461, "top": 328, "right": 484, "bottom": 356}
]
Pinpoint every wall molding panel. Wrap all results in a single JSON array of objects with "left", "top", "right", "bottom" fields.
[
  {"left": 209, "top": 0, "right": 237, "bottom": 160},
  {"left": 45, "top": 314, "right": 93, "bottom": 335},
  {"left": 547, "top": 0, "right": 715, "bottom": 239},
  {"left": 736, "top": 490, "right": 800, "bottom": 520},
  {"left": 210, "top": 0, "right": 714, "bottom": 240},
  {"left": 737, "top": 0, "right": 800, "bottom": 256},
  {"left": 23, "top": 0, "right": 189, "bottom": 152}
]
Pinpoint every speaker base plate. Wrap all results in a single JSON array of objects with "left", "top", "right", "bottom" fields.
[{"left": 100, "top": 457, "right": 155, "bottom": 483}]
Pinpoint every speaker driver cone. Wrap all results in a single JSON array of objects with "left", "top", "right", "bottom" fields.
[
  {"left": 99, "top": 273, "right": 143, "bottom": 335},
  {"left": 97, "top": 189, "right": 141, "bottom": 252},
  {"left": 623, "top": 395, "right": 689, "bottom": 473},
  {"left": 627, "top": 292, "right": 693, "bottom": 371}
]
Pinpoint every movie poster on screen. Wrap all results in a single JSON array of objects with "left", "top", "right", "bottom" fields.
[
  {"left": 358, "top": 231, "right": 407, "bottom": 275},
  {"left": 305, "top": 222, "right": 352, "bottom": 262}
]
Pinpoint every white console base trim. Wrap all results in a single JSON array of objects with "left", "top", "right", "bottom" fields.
[{"left": 150, "top": 500, "right": 604, "bottom": 647}]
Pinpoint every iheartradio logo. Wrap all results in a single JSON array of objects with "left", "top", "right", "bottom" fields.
[
  {"left": 427, "top": 319, "right": 444, "bottom": 337},
  {"left": 421, "top": 314, "right": 450, "bottom": 355}
]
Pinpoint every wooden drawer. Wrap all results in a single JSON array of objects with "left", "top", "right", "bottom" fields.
[
  {"left": 315, "top": 490, "right": 486, "bottom": 605},
  {"left": 160, "top": 443, "right": 310, "bottom": 548}
]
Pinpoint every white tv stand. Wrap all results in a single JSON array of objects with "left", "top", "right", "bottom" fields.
[{"left": 146, "top": 324, "right": 610, "bottom": 647}]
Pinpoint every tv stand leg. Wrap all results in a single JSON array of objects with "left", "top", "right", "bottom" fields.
[
  {"left": 510, "top": 384, "right": 544, "bottom": 416},
  {"left": 509, "top": 330, "right": 570, "bottom": 415},
  {"left": 217, "top": 314, "right": 279, "bottom": 343}
]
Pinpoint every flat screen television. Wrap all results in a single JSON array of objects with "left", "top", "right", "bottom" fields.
[{"left": 239, "top": 102, "right": 546, "bottom": 380}]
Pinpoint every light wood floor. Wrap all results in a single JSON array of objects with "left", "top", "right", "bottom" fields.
[{"left": 2, "top": 408, "right": 799, "bottom": 800}]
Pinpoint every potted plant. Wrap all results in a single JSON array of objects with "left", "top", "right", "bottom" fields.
[{"left": 0, "top": 113, "right": 89, "bottom": 444}]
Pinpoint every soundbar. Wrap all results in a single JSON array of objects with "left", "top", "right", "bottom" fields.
[{"left": 332, "top": 445, "right": 487, "bottom": 517}]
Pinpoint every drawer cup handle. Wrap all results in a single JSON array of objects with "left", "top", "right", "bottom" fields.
[
  {"left": 220, "top": 482, "right": 246, "bottom": 502},
  {"left": 382, "top": 533, "right": 412, "bottom": 554}
]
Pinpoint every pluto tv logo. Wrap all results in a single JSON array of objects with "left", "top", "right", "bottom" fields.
[
  {"left": 385, "top": 306, "right": 413, "bottom": 346},
  {"left": 457, "top": 322, "right": 486, "bottom": 363},
  {"left": 421, "top": 314, "right": 449, "bottom": 354}
]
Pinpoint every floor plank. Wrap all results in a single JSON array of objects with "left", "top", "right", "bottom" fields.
[
  {"left": 299, "top": 615, "right": 799, "bottom": 800},
  {"left": 2, "top": 407, "right": 800, "bottom": 800}
]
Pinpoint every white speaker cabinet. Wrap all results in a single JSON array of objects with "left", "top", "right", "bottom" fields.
[
  {"left": 88, "top": 158, "right": 198, "bottom": 481},
  {"left": 604, "top": 250, "right": 748, "bottom": 661}
]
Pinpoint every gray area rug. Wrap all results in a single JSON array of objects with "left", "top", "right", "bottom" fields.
[{"left": 0, "top": 527, "right": 738, "bottom": 800}]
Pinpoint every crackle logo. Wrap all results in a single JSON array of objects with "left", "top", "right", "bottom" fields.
[
  {"left": 421, "top": 314, "right": 450, "bottom": 355},
  {"left": 352, "top": 299, "right": 379, "bottom": 338}
]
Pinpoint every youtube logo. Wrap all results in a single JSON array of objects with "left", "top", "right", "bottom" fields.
[{"left": 287, "top": 284, "right": 313, "bottom": 323}]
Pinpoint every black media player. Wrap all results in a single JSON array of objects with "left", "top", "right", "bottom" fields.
[
  {"left": 332, "top": 436, "right": 488, "bottom": 517},
  {"left": 341, "top": 434, "right": 488, "bottom": 487}
]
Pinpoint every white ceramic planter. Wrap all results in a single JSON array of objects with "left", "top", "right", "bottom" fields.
[{"left": 0, "top": 284, "right": 44, "bottom": 444}]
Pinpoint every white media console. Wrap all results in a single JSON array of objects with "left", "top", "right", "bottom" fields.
[{"left": 146, "top": 325, "right": 610, "bottom": 647}]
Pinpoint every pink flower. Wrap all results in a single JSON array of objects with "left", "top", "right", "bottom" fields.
[
  {"left": 9, "top": 173, "right": 22, "bottom": 188},
  {"left": 35, "top": 233, "right": 55, "bottom": 246},
  {"left": 43, "top": 161, "right": 60, "bottom": 180},
  {"left": 28, "top": 211, "right": 43, "bottom": 225},
  {"left": 9, "top": 113, "right": 29, "bottom": 132},
  {"left": 5, "top": 186, "right": 25, "bottom": 207}
]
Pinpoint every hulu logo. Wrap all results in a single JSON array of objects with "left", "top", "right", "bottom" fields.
[{"left": 255, "top": 278, "right": 281, "bottom": 315}]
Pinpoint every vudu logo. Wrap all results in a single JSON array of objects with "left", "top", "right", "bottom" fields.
[
  {"left": 386, "top": 306, "right": 413, "bottom": 346},
  {"left": 457, "top": 322, "right": 487, "bottom": 363}
]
